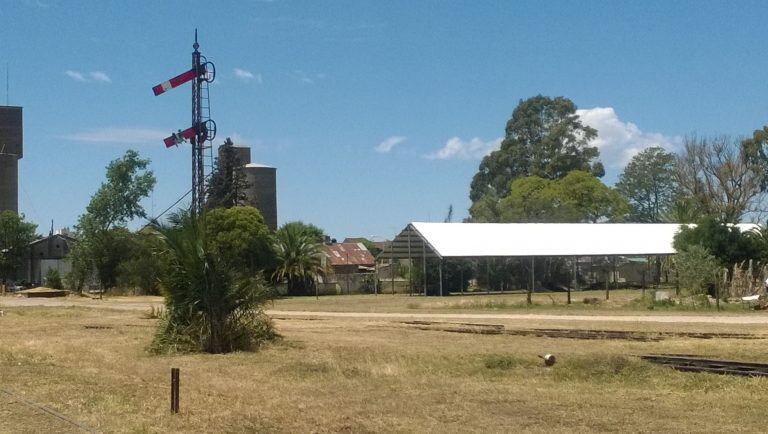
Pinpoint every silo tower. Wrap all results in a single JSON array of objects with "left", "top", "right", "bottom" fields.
[
  {"left": 243, "top": 162, "right": 277, "bottom": 231},
  {"left": 0, "top": 106, "right": 22, "bottom": 213},
  {"left": 217, "top": 144, "right": 278, "bottom": 231}
]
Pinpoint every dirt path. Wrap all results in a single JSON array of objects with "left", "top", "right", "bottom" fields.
[
  {"left": 3, "top": 295, "right": 768, "bottom": 324},
  {"left": 267, "top": 310, "right": 768, "bottom": 324}
]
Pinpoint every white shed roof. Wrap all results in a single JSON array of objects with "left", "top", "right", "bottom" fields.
[{"left": 384, "top": 222, "right": 759, "bottom": 259}]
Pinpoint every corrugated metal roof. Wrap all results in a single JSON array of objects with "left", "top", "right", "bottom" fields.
[
  {"left": 381, "top": 222, "right": 760, "bottom": 259},
  {"left": 323, "top": 242, "right": 375, "bottom": 266}
]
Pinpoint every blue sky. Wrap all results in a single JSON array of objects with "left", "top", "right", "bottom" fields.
[{"left": 2, "top": 0, "right": 768, "bottom": 240}]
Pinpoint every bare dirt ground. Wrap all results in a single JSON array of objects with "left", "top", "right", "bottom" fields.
[{"left": 3, "top": 294, "right": 768, "bottom": 324}]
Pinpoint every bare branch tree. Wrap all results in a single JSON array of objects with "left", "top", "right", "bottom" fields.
[{"left": 676, "top": 136, "right": 767, "bottom": 223}]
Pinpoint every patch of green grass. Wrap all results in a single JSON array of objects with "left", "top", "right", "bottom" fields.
[
  {"left": 483, "top": 354, "right": 529, "bottom": 370},
  {"left": 551, "top": 354, "right": 656, "bottom": 383}
]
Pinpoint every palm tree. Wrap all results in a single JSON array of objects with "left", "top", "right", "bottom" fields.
[
  {"left": 273, "top": 222, "right": 325, "bottom": 296},
  {"left": 150, "top": 210, "right": 275, "bottom": 354}
]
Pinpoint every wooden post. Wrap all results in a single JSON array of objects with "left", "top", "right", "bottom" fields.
[
  {"left": 568, "top": 257, "right": 574, "bottom": 305},
  {"left": 422, "top": 240, "right": 427, "bottom": 296},
  {"left": 528, "top": 256, "right": 534, "bottom": 305},
  {"left": 391, "top": 258, "right": 395, "bottom": 296},
  {"left": 407, "top": 227, "right": 412, "bottom": 296},
  {"left": 170, "top": 368, "right": 180, "bottom": 414},
  {"left": 439, "top": 259, "right": 444, "bottom": 297},
  {"left": 486, "top": 258, "right": 491, "bottom": 295}
]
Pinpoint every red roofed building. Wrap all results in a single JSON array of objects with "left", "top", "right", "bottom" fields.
[{"left": 321, "top": 242, "right": 375, "bottom": 275}]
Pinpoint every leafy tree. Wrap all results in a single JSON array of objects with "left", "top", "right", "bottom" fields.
[
  {"left": 279, "top": 221, "right": 325, "bottom": 243},
  {"left": 469, "top": 95, "right": 603, "bottom": 220},
  {"left": 358, "top": 238, "right": 382, "bottom": 258},
  {"left": 676, "top": 136, "right": 765, "bottom": 223},
  {"left": 673, "top": 217, "right": 765, "bottom": 271},
  {"left": 559, "top": 171, "right": 628, "bottom": 223},
  {"left": 205, "top": 206, "right": 275, "bottom": 275},
  {"left": 70, "top": 150, "right": 156, "bottom": 290},
  {"left": 0, "top": 211, "right": 37, "bottom": 283},
  {"left": 81, "top": 150, "right": 156, "bottom": 232},
  {"left": 273, "top": 222, "right": 325, "bottom": 296},
  {"left": 468, "top": 193, "right": 502, "bottom": 223},
  {"left": 497, "top": 171, "right": 628, "bottom": 223},
  {"left": 675, "top": 245, "right": 720, "bottom": 297},
  {"left": 150, "top": 210, "right": 277, "bottom": 354},
  {"left": 616, "top": 147, "right": 677, "bottom": 222},
  {"left": 498, "top": 176, "right": 567, "bottom": 222},
  {"left": 206, "top": 138, "right": 250, "bottom": 209},
  {"left": 116, "top": 230, "right": 169, "bottom": 295}
]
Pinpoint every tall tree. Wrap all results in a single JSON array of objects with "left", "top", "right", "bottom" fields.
[
  {"left": 616, "top": 147, "right": 677, "bottom": 222},
  {"left": 497, "top": 171, "right": 627, "bottom": 223},
  {"left": 0, "top": 211, "right": 37, "bottom": 283},
  {"left": 673, "top": 216, "right": 765, "bottom": 270},
  {"left": 205, "top": 206, "right": 275, "bottom": 276},
  {"left": 273, "top": 222, "right": 325, "bottom": 296},
  {"left": 469, "top": 95, "right": 603, "bottom": 217},
  {"left": 69, "top": 150, "right": 156, "bottom": 290},
  {"left": 675, "top": 136, "right": 766, "bottom": 223},
  {"left": 206, "top": 138, "right": 250, "bottom": 209}
]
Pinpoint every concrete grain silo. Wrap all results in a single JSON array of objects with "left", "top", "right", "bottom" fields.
[
  {"left": 0, "top": 106, "right": 22, "bottom": 214},
  {"left": 217, "top": 143, "right": 278, "bottom": 231},
  {"left": 243, "top": 163, "right": 277, "bottom": 231}
]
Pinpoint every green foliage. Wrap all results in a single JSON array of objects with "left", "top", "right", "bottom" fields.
[
  {"left": 279, "top": 221, "right": 325, "bottom": 243},
  {"left": 496, "top": 171, "right": 628, "bottom": 223},
  {"left": 81, "top": 150, "right": 156, "bottom": 232},
  {"left": 205, "top": 138, "right": 251, "bottom": 209},
  {"left": 616, "top": 147, "right": 677, "bottom": 222},
  {"left": 673, "top": 217, "right": 765, "bottom": 268},
  {"left": 71, "top": 150, "right": 156, "bottom": 290},
  {"left": 358, "top": 238, "right": 382, "bottom": 258},
  {"left": 558, "top": 171, "right": 629, "bottom": 222},
  {"left": 116, "top": 230, "right": 169, "bottom": 295},
  {"left": 44, "top": 268, "right": 62, "bottom": 289},
  {"left": 470, "top": 95, "right": 602, "bottom": 214},
  {"left": 273, "top": 222, "right": 325, "bottom": 296},
  {"left": 0, "top": 211, "right": 37, "bottom": 282},
  {"left": 205, "top": 206, "right": 275, "bottom": 275},
  {"left": 150, "top": 210, "right": 277, "bottom": 354},
  {"left": 674, "top": 245, "right": 720, "bottom": 296}
]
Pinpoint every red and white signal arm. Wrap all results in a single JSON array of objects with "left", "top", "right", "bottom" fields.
[{"left": 163, "top": 126, "right": 197, "bottom": 148}]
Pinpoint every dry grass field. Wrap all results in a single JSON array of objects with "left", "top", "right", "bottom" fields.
[{"left": 2, "top": 297, "right": 768, "bottom": 433}]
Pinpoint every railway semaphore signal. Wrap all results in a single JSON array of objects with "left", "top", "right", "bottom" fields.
[{"left": 152, "top": 30, "right": 217, "bottom": 215}]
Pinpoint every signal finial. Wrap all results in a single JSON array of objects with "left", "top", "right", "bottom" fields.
[{"left": 193, "top": 29, "right": 199, "bottom": 51}]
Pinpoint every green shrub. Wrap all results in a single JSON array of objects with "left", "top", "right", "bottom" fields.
[
  {"left": 149, "top": 211, "right": 278, "bottom": 354},
  {"left": 675, "top": 245, "right": 720, "bottom": 296},
  {"left": 44, "top": 268, "right": 62, "bottom": 289}
]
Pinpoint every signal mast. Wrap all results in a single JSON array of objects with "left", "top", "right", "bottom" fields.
[{"left": 152, "top": 30, "right": 217, "bottom": 215}]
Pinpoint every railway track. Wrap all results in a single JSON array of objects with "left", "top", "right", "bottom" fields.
[{"left": 640, "top": 354, "right": 768, "bottom": 377}]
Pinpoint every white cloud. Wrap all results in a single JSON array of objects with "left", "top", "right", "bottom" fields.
[
  {"left": 292, "top": 70, "right": 325, "bottom": 85},
  {"left": 576, "top": 107, "right": 680, "bottom": 168},
  {"left": 375, "top": 136, "right": 406, "bottom": 153},
  {"left": 234, "top": 68, "right": 262, "bottom": 84},
  {"left": 65, "top": 70, "right": 111, "bottom": 83},
  {"left": 89, "top": 71, "right": 111, "bottom": 83},
  {"left": 64, "top": 70, "right": 86, "bottom": 82},
  {"left": 425, "top": 136, "right": 502, "bottom": 160},
  {"left": 64, "top": 127, "right": 167, "bottom": 144}
]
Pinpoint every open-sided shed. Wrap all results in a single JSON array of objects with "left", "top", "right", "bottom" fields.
[{"left": 379, "top": 222, "right": 759, "bottom": 296}]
